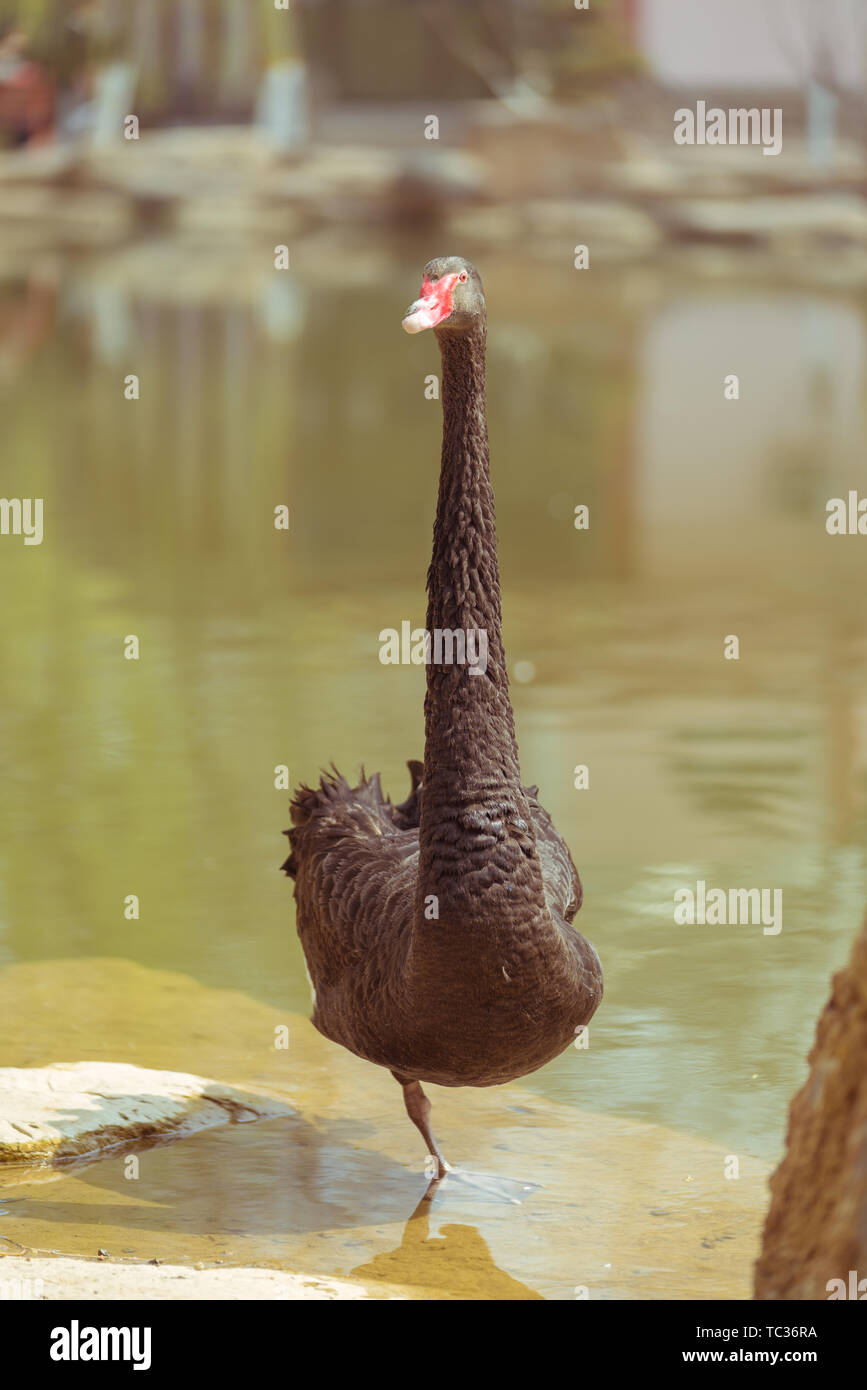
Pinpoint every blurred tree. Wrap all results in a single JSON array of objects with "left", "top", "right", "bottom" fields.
[
  {"left": 259, "top": 0, "right": 309, "bottom": 152},
  {"left": 1, "top": 0, "right": 641, "bottom": 124},
  {"left": 413, "top": 0, "right": 641, "bottom": 111},
  {"left": 765, "top": 0, "right": 867, "bottom": 166},
  {"left": 0, "top": 0, "right": 281, "bottom": 124}
]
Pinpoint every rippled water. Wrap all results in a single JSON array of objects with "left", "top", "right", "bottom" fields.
[{"left": 1, "top": 236, "right": 865, "bottom": 1295}]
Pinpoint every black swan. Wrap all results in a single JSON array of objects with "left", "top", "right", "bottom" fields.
[{"left": 284, "top": 256, "right": 603, "bottom": 1194}]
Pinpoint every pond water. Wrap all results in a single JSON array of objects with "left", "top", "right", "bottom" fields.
[{"left": 1, "top": 235, "right": 865, "bottom": 1297}]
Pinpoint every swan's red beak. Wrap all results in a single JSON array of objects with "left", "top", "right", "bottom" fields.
[{"left": 402, "top": 273, "right": 458, "bottom": 334}]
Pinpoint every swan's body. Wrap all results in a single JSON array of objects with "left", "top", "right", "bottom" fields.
[{"left": 284, "top": 257, "right": 602, "bottom": 1183}]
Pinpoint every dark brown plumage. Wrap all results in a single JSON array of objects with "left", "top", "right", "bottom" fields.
[{"left": 284, "top": 256, "right": 603, "bottom": 1187}]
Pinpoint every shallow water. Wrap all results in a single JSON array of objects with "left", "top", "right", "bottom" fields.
[
  {"left": 1, "top": 235, "right": 865, "bottom": 1296},
  {"left": 0, "top": 959, "right": 768, "bottom": 1299}
]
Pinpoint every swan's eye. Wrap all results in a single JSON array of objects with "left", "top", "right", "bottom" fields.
[{"left": 458, "top": 271, "right": 468, "bottom": 283}]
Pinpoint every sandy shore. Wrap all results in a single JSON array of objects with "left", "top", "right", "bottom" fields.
[
  {"left": 0, "top": 1254, "right": 407, "bottom": 1301},
  {"left": 0, "top": 959, "right": 773, "bottom": 1300}
]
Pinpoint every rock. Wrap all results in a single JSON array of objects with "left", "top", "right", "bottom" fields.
[
  {"left": 0, "top": 144, "right": 81, "bottom": 185},
  {"left": 386, "top": 149, "right": 488, "bottom": 226},
  {"left": 0, "top": 959, "right": 770, "bottom": 1299},
  {"left": 668, "top": 195, "right": 867, "bottom": 247},
  {"left": 523, "top": 198, "right": 662, "bottom": 260},
  {"left": 445, "top": 203, "right": 526, "bottom": 248},
  {"left": 83, "top": 125, "right": 272, "bottom": 200},
  {"left": 0, "top": 1255, "right": 408, "bottom": 1300},
  {"left": 754, "top": 916, "right": 867, "bottom": 1300},
  {"left": 0, "top": 187, "right": 133, "bottom": 245},
  {"left": 611, "top": 151, "right": 696, "bottom": 197},
  {"left": 0, "top": 1062, "right": 293, "bottom": 1166},
  {"left": 464, "top": 114, "right": 625, "bottom": 199},
  {"left": 171, "top": 197, "right": 305, "bottom": 239}
]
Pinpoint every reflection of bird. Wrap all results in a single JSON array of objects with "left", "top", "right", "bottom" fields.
[
  {"left": 284, "top": 257, "right": 602, "bottom": 1191},
  {"left": 351, "top": 1193, "right": 543, "bottom": 1299}
]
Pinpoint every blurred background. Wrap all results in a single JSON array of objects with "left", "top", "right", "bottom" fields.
[{"left": 1, "top": 0, "right": 867, "bottom": 1293}]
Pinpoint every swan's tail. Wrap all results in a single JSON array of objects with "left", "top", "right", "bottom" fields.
[
  {"left": 280, "top": 762, "right": 421, "bottom": 877},
  {"left": 281, "top": 766, "right": 351, "bottom": 878}
]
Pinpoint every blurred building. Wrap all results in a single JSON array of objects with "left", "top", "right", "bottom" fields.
[{"left": 636, "top": 0, "right": 865, "bottom": 91}]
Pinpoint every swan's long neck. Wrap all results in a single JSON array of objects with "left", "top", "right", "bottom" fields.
[{"left": 414, "top": 323, "right": 545, "bottom": 936}]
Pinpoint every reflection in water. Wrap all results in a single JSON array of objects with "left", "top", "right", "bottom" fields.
[
  {"left": 351, "top": 1195, "right": 543, "bottom": 1300},
  {"left": 1, "top": 240, "right": 866, "bottom": 1288},
  {"left": 0, "top": 959, "right": 770, "bottom": 1301}
]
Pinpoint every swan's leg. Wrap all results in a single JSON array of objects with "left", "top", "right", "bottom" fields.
[
  {"left": 392, "top": 1072, "right": 450, "bottom": 1191},
  {"left": 391, "top": 1073, "right": 539, "bottom": 1204}
]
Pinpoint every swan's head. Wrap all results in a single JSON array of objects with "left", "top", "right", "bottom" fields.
[{"left": 402, "top": 256, "right": 485, "bottom": 337}]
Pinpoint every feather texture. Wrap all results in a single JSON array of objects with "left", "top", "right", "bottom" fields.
[{"left": 284, "top": 256, "right": 602, "bottom": 1100}]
